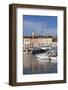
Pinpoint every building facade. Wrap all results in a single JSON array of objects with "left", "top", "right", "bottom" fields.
[
  {"left": 23, "top": 36, "right": 53, "bottom": 50},
  {"left": 40, "top": 37, "right": 52, "bottom": 46},
  {"left": 23, "top": 37, "right": 31, "bottom": 50},
  {"left": 23, "top": 32, "right": 56, "bottom": 53}
]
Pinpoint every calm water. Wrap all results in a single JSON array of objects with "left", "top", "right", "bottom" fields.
[{"left": 23, "top": 53, "right": 57, "bottom": 75}]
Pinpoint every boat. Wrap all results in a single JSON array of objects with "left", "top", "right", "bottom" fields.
[
  {"left": 35, "top": 48, "right": 57, "bottom": 63},
  {"left": 35, "top": 53, "right": 50, "bottom": 63},
  {"left": 35, "top": 53, "right": 49, "bottom": 60},
  {"left": 41, "top": 45, "right": 52, "bottom": 50},
  {"left": 32, "top": 47, "right": 48, "bottom": 55},
  {"left": 47, "top": 48, "right": 57, "bottom": 63},
  {"left": 35, "top": 54, "right": 57, "bottom": 63},
  {"left": 46, "top": 47, "right": 57, "bottom": 56}
]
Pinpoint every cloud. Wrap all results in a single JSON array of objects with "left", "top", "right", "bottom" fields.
[{"left": 23, "top": 20, "right": 57, "bottom": 36}]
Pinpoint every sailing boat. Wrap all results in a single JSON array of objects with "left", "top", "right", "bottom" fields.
[{"left": 32, "top": 21, "right": 49, "bottom": 55}]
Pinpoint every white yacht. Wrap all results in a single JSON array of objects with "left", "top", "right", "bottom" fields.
[
  {"left": 35, "top": 53, "right": 49, "bottom": 60},
  {"left": 41, "top": 45, "right": 52, "bottom": 50}
]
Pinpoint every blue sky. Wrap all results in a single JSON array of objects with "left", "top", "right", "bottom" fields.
[{"left": 23, "top": 15, "right": 57, "bottom": 36}]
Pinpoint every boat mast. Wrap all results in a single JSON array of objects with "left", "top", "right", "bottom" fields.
[{"left": 42, "top": 21, "right": 47, "bottom": 36}]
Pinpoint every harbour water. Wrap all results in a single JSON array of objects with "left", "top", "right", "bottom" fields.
[{"left": 23, "top": 53, "right": 57, "bottom": 75}]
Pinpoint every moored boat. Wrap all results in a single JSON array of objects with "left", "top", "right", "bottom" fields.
[
  {"left": 32, "top": 47, "right": 48, "bottom": 54},
  {"left": 35, "top": 53, "right": 49, "bottom": 60}
]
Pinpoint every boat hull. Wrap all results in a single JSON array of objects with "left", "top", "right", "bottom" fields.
[{"left": 32, "top": 49, "right": 48, "bottom": 54}]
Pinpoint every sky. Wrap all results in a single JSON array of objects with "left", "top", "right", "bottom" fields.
[{"left": 23, "top": 15, "right": 57, "bottom": 36}]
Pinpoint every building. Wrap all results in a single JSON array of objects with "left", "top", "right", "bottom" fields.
[
  {"left": 30, "top": 32, "right": 39, "bottom": 47},
  {"left": 30, "top": 37, "right": 38, "bottom": 47},
  {"left": 40, "top": 37, "right": 52, "bottom": 46},
  {"left": 23, "top": 36, "right": 31, "bottom": 50},
  {"left": 23, "top": 32, "right": 54, "bottom": 53},
  {"left": 52, "top": 37, "right": 57, "bottom": 47}
]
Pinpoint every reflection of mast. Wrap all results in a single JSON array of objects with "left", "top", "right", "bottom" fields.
[{"left": 42, "top": 21, "right": 47, "bottom": 36}]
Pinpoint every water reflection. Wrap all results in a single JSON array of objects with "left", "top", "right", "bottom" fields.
[{"left": 23, "top": 53, "right": 57, "bottom": 75}]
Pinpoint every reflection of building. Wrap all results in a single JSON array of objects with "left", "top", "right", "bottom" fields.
[{"left": 23, "top": 32, "right": 56, "bottom": 52}]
